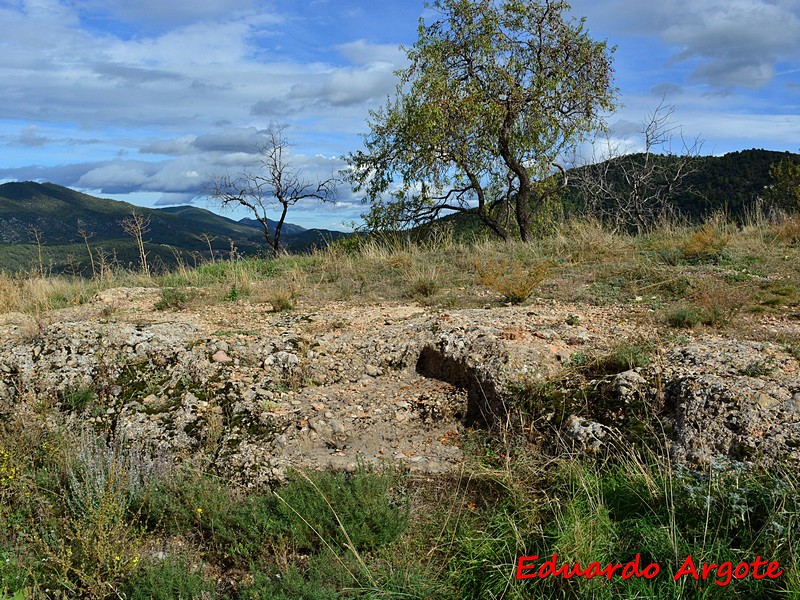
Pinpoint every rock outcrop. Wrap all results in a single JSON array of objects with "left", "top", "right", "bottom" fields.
[{"left": 2, "top": 289, "right": 799, "bottom": 486}]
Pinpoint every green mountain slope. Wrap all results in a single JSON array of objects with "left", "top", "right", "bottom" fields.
[{"left": 0, "top": 182, "right": 343, "bottom": 273}]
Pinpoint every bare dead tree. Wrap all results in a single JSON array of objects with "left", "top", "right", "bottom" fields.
[
  {"left": 194, "top": 232, "right": 218, "bottom": 263},
  {"left": 575, "top": 100, "right": 703, "bottom": 233},
  {"left": 27, "top": 224, "right": 45, "bottom": 277},
  {"left": 207, "top": 124, "right": 339, "bottom": 258},
  {"left": 77, "top": 222, "right": 96, "bottom": 278},
  {"left": 120, "top": 210, "right": 151, "bottom": 276}
]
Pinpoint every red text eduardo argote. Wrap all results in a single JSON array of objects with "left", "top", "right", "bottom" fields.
[{"left": 516, "top": 554, "right": 783, "bottom": 587}]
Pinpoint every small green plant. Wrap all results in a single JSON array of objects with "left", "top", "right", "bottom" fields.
[
  {"left": 124, "top": 557, "right": 216, "bottom": 599},
  {"left": 154, "top": 287, "right": 191, "bottom": 310},
  {"left": 666, "top": 306, "right": 702, "bottom": 328},
  {"left": 565, "top": 314, "right": 580, "bottom": 326},
  {"left": 738, "top": 358, "right": 777, "bottom": 377},
  {"left": 587, "top": 340, "right": 653, "bottom": 375},
  {"left": 225, "top": 285, "right": 241, "bottom": 301},
  {"left": 406, "top": 277, "right": 439, "bottom": 299},
  {"left": 565, "top": 352, "right": 588, "bottom": 368},
  {"left": 269, "top": 290, "right": 294, "bottom": 312},
  {"left": 59, "top": 387, "right": 97, "bottom": 413}
]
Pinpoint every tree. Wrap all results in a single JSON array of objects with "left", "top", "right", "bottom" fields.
[
  {"left": 27, "top": 223, "right": 45, "bottom": 277},
  {"left": 208, "top": 124, "right": 339, "bottom": 258},
  {"left": 120, "top": 209, "right": 151, "bottom": 276},
  {"left": 346, "top": 0, "right": 616, "bottom": 241},
  {"left": 765, "top": 157, "right": 800, "bottom": 213},
  {"left": 574, "top": 100, "right": 703, "bottom": 232},
  {"left": 77, "top": 222, "right": 96, "bottom": 277}
]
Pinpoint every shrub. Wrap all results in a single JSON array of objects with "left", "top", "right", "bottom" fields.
[
  {"left": 154, "top": 287, "right": 192, "bottom": 310},
  {"left": 588, "top": 340, "right": 654, "bottom": 376},
  {"left": 124, "top": 557, "right": 216, "bottom": 600},
  {"left": 666, "top": 306, "right": 702, "bottom": 328},
  {"left": 406, "top": 276, "right": 439, "bottom": 299},
  {"left": 681, "top": 222, "right": 729, "bottom": 263},
  {"left": 269, "top": 289, "right": 295, "bottom": 312},
  {"left": 277, "top": 465, "right": 409, "bottom": 553},
  {"left": 476, "top": 258, "right": 550, "bottom": 304}
]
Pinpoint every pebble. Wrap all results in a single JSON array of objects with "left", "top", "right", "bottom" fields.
[{"left": 212, "top": 350, "right": 232, "bottom": 363}]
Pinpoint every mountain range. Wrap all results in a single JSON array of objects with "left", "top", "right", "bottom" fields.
[
  {"left": 1, "top": 148, "right": 798, "bottom": 274},
  {"left": 0, "top": 182, "right": 347, "bottom": 273}
]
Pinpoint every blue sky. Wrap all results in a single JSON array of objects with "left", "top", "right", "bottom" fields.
[{"left": 1, "top": 0, "right": 799, "bottom": 230}]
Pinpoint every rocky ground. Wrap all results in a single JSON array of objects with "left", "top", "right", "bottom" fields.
[{"left": 1, "top": 287, "right": 799, "bottom": 486}]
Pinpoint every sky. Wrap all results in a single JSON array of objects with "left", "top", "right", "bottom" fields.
[{"left": 1, "top": 0, "right": 799, "bottom": 230}]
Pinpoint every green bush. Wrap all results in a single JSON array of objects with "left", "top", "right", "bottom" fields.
[
  {"left": 154, "top": 287, "right": 192, "bottom": 310},
  {"left": 277, "top": 465, "right": 409, "bottom": 553},
  {"left": 124, "top": 557, "right": 216, "bottom": 600},
  {"left": 666, "top": 306, "right": 703, "bottom": 328}
]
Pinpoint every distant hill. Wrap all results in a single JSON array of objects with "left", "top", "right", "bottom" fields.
[
  {"left": 563, "top": 148, "right": 800, "bottom": 220},
  {"left": 237, "top": 217, "right": 306, "bottom": 237},
  {"left": 410, "top": 148, "right": 800, "bottom": 241},
  {"left": 0, "top": 182, "right": 345, "bottom": 273}
]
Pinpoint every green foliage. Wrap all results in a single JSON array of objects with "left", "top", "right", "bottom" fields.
[
  {"left": 765, "top": 157, "right": 800, "bottom": 212},
  {"left": 154, "top": 287, "right": 192, "bottom": 310},
  {"left": 347, "top": 0, "right": 616, "bottom": 241},
  {"left": 123, "top": 557, "right": 216, "bottom": 600},
  {"left": 225, "top": 284, "right": 246, "bottom": 301},
  {"left": 59, "top": 387, "right": 98, "bottom": 413},
  {"left": 269, "top": 289, "right": 295, "bottom": 312},
  {"left": 277, "top": 466, "right": 409, "bottom": 553},
  {"left": 666, "top": 306, "right": 703, "bottom": 328},
  {"left": 589, "top": 340, "right": 653, "bottom": 376}
]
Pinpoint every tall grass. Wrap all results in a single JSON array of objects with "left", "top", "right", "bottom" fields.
[{"left": 3, "top": 214, "right": 800, "bottom": 320}]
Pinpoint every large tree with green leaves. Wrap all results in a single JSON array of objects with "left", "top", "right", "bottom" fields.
[{"left": 346, "top": 0, "right": 616, "bottom": 241}]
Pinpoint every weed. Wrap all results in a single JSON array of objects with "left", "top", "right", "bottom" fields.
[
  {"left": 565, "top": 352, "right": 589, "bottom": 368},
  {"left": 588, "top": 340, "right": 654, "bottom": 376},
  {"left": 475, "top": 257, "right": 550, "bottom": 304},
  {"left": 738, "top": 358, "right": 777, "bottom": 377},
  {"left": 154, "top": 287, "right": 192, "bottom": 311},
  {"left": 269, "top": 289, "right": 295, "bottom": 312},
  {"left": 226, "top": 284, "right": 242, "bottom": 301},
  {"left": 406, "top": 276, "right": 439, "bottom": 299},
  {"left": 59, "top": 387, "right": 97, "bottom": 413},
  {"left": 666, "top": 306, "right": 703, "bottom": 328},
  {"left": 681, "top": 221, "right": 730, "bottom": 263},
  {"left": 770, "top": 214, "right": 800, "bottom": 245},
  {"left": 123, "top": 556, "right": 216, "bottom": 600}
]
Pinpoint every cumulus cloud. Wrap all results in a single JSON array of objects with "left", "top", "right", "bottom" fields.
[
  {"left": 572, "top": 0, "right": 800, "bottom": 91},
  {"left": 289, "top": 65, "right": 398, "bottom": 106},
  {"left": 3, "top": 0, "right": 797, "bottom": 230},
  {"left": 192, "top": 127, "right": 265, "bottom": 154},
  {"left": 17, "top": 126, "right": 49, "bottom": 147},
  {"left": 664, "top": 0, "right": 800, "bottom": 89}
]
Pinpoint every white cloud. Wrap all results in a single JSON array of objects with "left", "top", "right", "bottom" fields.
[
  {"left": 2, "top": 0, "right": 798, "bottom": 230},
  {"left": 336, "top": 39, "right": 405, "bottom": 66},
  {"left": 75, "top": 0, "right": 265, "bottom": 28},
  {"left": 572, "top": 0, "right": 800, "bottom": 90}
]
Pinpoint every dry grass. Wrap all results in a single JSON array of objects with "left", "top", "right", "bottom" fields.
[{"left": 2, "top": 216, "right": 800, "bottom": 330}]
